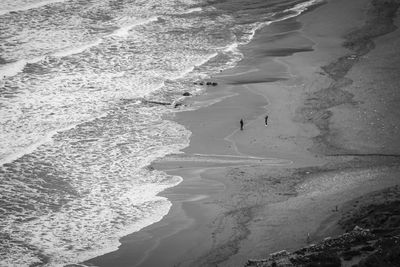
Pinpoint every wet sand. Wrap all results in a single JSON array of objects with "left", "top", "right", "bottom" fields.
[{"left": 87, "top": 0, "right": 400, "bottom": 266}]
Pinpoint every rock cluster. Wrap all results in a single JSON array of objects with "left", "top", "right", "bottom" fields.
[{"left": 193, "top": 81, "right": 218, "bottom": 86}]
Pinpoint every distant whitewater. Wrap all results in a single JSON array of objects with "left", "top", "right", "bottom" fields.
[{"left": 0, "top": 0, "right": 322, "bottom": 265}]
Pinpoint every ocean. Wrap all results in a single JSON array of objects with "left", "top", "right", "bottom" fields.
[{"left": 0, "top": 0, "right": 322, "bottom": 265}]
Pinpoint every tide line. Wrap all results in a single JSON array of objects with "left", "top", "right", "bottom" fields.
[{"left": 159, "top": 153, "right": 292, "bottom": 165}]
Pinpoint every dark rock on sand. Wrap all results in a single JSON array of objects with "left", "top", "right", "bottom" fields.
[
  {"left": 182, "top": 92, "right": 191, "bottom": 96},
  {"left": 174, "top": 103, "right": 183, "bottom": 108},
  {"left": 194, "top": 81, "right": 218, "bottom": 86},
  {"left": 142, "top": 99, "right": 171, "bottom": 106}
]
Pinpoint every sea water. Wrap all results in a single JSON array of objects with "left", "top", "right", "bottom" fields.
[{"left": 0, "top": 0, "right": 322, "bottom": 265}]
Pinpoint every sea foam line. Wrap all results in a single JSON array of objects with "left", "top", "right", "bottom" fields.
[
  {"left": 0, "top": 44, "right": 102, "bottom": 81},
  {"left": 287, "top": 0, "right": 325, "bottom": 14},
  {"left": 278, "top": 0, "right": 325, "bottom": 21},
  {"left": 221, "top": 0, "right": 324, "bottom": 61},
  {"left": 0, "top": 57, "right": 44, "bottom": 80},
  {"left": 0, "top": 0, "right": 68, "bottom": 16},
  {"left": 183, "top": 7, "right": 202, "bottom": 14},
  {"left": 0, "top": 126, "right": 69, "bottom": 166},
  {"left": 111, "top": 16, "right": 159, "bottom": 38},
  {"left": 0, "top": 16, "right": 159, "bottom": 81},
  {"left": 175, "top": 52, "right": 219, "bottom": 80},
  {"left": 243, "top": 0, "right": 324, "bottom": 45},
  {"left": 0, "top": 113, "right": 106, "bottom": 167},
  {"left": 51, "top": 40, "right": 102, "bottom": 58}
]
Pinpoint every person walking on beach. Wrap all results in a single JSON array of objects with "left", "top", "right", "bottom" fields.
[
  {"left": 265, "top": 115, "right": 269, "bottom": 126},
  {"left": 240, "top": 119, "right": 244, "bottom": 131}
]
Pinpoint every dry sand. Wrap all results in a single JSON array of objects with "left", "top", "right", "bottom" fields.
[{"left": 87, "top": 0, "right": 400, "bottom": 266}]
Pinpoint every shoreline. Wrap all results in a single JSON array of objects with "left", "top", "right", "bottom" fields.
[{"left": 86, "top": 0, "right": 400, "bottom": 266}]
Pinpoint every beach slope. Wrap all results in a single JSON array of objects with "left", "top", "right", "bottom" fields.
[{"left": 86, "top": 0, "right": 400, "bottom": 266}]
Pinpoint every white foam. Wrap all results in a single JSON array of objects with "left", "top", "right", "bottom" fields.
[
  {"left": 0, "top": 56, "right": 44, "bottom": 80},
  {"left": 0, "top": 114, "right": 106, "bottom": 166},
  {"left": 218, "top": 0, "right": 324, "bottom": 64},
  {"left": 111, "top": 16, "right": 159, "bottom": 38},
  {"left": 0, "top": 16, "right": 160, "bottom": 81},
  {"left": 51, "top": 40, "right": 102, "bottom": 58},
  {"left": 224, "top": 42, "right": 239, "bottom": 53},
  {"left": 0, "top": 113, "right": 191, "bottom": 266},
  {"left": 0, "top": 40, "right": 104, "bottom": 81},
  {"left": 183, "top": 7, "right": 202, "bottom": 14},
  {"left": 246, "top": 21, "right": 273, "bottom": 42},
  {"left": 287, "top": 0, "right": 324, "bottom": 14},
  {"left": 186, "top": 195, "right": 208, "bottom": 202},
  {"left": 174, "top": 52, "right": 219, "bottom": 80},
  {"left": 0, "top": 0, "right": 68, "bottom": 16},
  {"left": 231, "top": 0, "right": 324, "bottom": 52},
  {"left": 278, "top": 0, "right": 324, "bottom": 22},
  {"left": 27, "top": 193, "right": 178, "bottom": 266}
]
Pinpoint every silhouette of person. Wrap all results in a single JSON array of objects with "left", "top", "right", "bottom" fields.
[
  {"left": 240, "top": 119, "right": 244, "bottom": 131},
  {"left": 265, "top": 115, "right": 269, "bottom": 126}
]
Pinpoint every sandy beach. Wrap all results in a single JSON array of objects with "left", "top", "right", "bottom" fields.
[{"left": 87, "top": 0, "right": 400, "bottom": 266}]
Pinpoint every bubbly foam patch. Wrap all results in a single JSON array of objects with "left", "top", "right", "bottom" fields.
[{"left": 0, "top": 103, "right": 190, "bottom": 266}]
